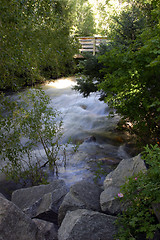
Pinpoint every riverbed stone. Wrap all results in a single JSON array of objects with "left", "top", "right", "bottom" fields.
[
  {"left": 58, "top": 180, "right": 102, "bottom": 224},
  {"left": 100, "top": 154, "right": 147, "bottom": 214},
  {"left": 11, "top": 180, "right": 68, "bottom": 223},
  {"left": 33, "top": 218, "right": 58, "bottom": 240},
  {"left": 58, "top": 209, "right": 117, "bottom": 240},
  {"left": 84, "top": 135, "right": 96, "bottom": 142},
  {"left": 0, "top": 196, "right": 43, "bottom": 240}
]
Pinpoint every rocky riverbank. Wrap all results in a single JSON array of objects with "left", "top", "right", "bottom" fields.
[{"left": 0, "top": 154, "right": 159, "bottom": 240}]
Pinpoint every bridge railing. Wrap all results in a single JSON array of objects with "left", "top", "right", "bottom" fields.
[{"left": 78, "top": 36, "right": 108, "bottom": 56}]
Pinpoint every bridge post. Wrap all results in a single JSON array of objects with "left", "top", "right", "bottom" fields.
[{"left": 93, "top": 37, "right": 96, "bottom": 56}]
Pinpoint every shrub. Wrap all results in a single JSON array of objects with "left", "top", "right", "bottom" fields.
[
  {"left": 115, "top": 144, "right": 160, "bottom": 240},
  {"left": 0, "top": 89, "right": 64, "bottom": 186}
]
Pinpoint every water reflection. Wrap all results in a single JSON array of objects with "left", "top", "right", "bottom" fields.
[{"left": 47, "top": 78, "right": 77, "bottom": 89}]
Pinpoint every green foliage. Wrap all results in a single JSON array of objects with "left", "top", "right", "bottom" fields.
[
  {"left": 74, "top": 47, "right": 108, "bottom": 97},
  {"left": 71, "top": 142, "right": 81, "bottom": 154},
  {"left": 88, "top": 0, "right": 129, "bottom": 36},
  {"left": 93, "top": 161, "right": 107, "bottom": 183},
  {"left": 78, "top": 52, "right": 104, "bottom": 78},
  {"left": 0, "top": 89, "right": 64, "bottom": 185},
  {"left": 115, "top": 144, "right": 160, "bottom": 240},
  {"left": 67, "top": 137, "right": 81, "bottom": 153},
  {"left": 74, "top": 75, "right": 98, "bottom": 97},
  {"left": 70, "top": 0, "right": 96, "bottom": 36},
  {"left": 75, "top": 0, "right": 160, "bottom": 145},
  {"left": 98, "top": 24, "right": 160, "bottom": 144},
  {"left": 108, "top": 5, "right": 146, "bottom": 45},
  {"left": 0, "top": 0, "right": 78, "bottom": 90}
]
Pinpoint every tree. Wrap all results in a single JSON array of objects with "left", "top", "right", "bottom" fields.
[
  {"left": 88, "top": 0, "right": 128, "bottom": 35},
  {"left": 70, "top": 0, "right": 96, "bottom": 36},
  {"left": 98, "top": 1, "right": 160, "bottom": 144},
  {"left": 0, "top": 0, "right": 78, "bottom": 90},
  {"left": 75, "top": 0, "right": 160, "bottom": 145}
]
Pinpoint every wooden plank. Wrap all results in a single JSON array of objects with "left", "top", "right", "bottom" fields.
[
  {"left": 93, "top": 37, "right": 96, "bottom": 56},
  {"left": 77, "top": 36, "right": 108, "bottom": 55}
]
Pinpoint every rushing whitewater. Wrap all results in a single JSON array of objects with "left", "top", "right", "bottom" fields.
[{"left": 40, "top": 77, "right": 130, "bottom": 186}]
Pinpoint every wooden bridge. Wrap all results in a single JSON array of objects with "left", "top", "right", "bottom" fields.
[{"left": 74, "top": 36, "right": 108, "bottom": 58}]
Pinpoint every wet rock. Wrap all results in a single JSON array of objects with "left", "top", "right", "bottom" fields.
[
  {"left": 100, "top": 154, "right": 147, "bottom": 214},
  {"left": 11, "top": 180, "right": 68, "bottom": 224},
  {"left": 84, "top": 135, "right": 96, "bottom": 143},
  {"left": 33, "top": 218, "right": 58, "bottom": 240},
  {"left": 0, "top": 196, "right": 43, "bottom": 240},
  {"left": 0, "top": 179, "right": 22, "bottom": 200},
  {"left": 100, "top": 186, "right": 126, "bottom": 215},
  {"left": 58, "top": 180, "right": 102, "bottom": 224},
  {"left": 58, "top": 209, "right": 117, "bottom": 240},
  {"left": 97, "top": 157, "right": 121, "bottom": 165},
  {"left": 80, "top": 104, "right": 87, "bottom": 110},
  {"left": 103, "top": 154, "right": 146, "bottom": 189}
]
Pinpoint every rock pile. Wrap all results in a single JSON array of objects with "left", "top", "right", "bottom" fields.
[{"left": 0, "top": 155, "right": 150, "bottom": 240}]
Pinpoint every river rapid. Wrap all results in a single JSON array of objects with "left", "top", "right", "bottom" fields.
[
  {"left": 0, "top": 76, "right": 131, "bottom": 196},
  {"left": 40, "top": 77, "right": 130, "bottom": 186}
]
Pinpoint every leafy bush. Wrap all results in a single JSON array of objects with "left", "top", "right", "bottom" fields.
[
  {"left": 0, "top": 89, "right": 65, "bottom": 186},
  {"left": 74, "top": 46, "right": 108, "bottom": 97},
  {"left": 74, "top": 75, "right": 98, "bottom": 97},
  {"left": 109, "top": 4, "right": 146, "bottom": 46},
  {"left": 71, "top": 0, "right": 96, "bottom": 36},
  {"left": 98, "top": 26, "right": 160, "bottom": 145},
  {"left": 115, "top": 144, "right": 160, "bottom": 240}
]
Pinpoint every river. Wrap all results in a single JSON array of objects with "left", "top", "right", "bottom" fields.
[
  {"left": 0, "top": 76, "right": 131, "bottom": 197},
  {"left": 40, "top": 76, "right": 130, "bottom": 186}
]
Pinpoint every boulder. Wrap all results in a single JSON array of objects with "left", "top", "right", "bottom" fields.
[
  {"left": 100, "top": 154, "right": 147, "bottom": 214},
  {"left": 11, "top": 180, "right": 68, "bottom": 224},
  {"left": 0, "top": 179, "right": 22, "bottom": 200},
  {"left": 33, "top": 218, "right": 58, "bottom": 240},
  {"left": 100, "top": 186, "right": 124, "bottom": 215},
  {"left": 0, "top": 196, "right": 43, "bottom": 240},
  {"left": 58, "top": 209, "right": 117, "bottom": 240},
  {"left": 58, "top": 180, "right": 102, "bottom": 224},
  {"left": 0, "top": 193, "right": 6, "bottom": 198},
  {"left": 84, "top": 136, "right": 96, "bottom": 143}
]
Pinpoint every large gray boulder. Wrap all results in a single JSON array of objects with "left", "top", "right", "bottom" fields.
[
  {"left": 11, "top": 180, "right": 68, "bottom": 224},
  {"left": 100, "top": 154, "right": 147, "bottom": 214},
  {"left": 0, "top": 193, "right": 6, "bottom": 198},
  {"left": 58, "top": 209, "right": 117, "bottom": 240},
  {"left": 33, "top": 218, "right": 58, "bottom": 240},
  {"left": 0, "top": 196, "right": 43, "bottom": 240},
  {"left": 58, "top": 180, "right": 102, "bottom": 224}
]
